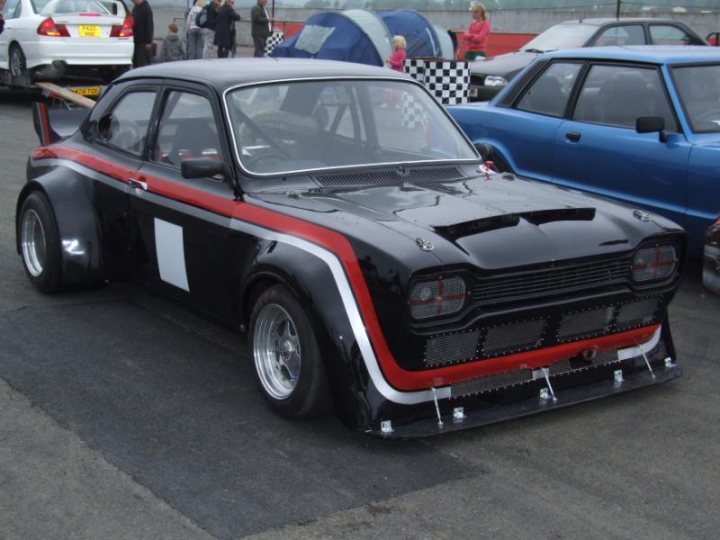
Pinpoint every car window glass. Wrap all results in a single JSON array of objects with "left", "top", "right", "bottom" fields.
[
  {"left": 520, "top": 23, "right": 597, "bottom": 51},
  {"left": 573, "top": 64, "right": 677, "bottom": 131},
  {"left": 516, "top": 62, "right": 580, "bottom": 117},
  {"left": 153, "top": 91, "right": 222, "bottom": 167},
  {"left": 5, "top": 0, "right": 21, "bottom": 18},
  {"left": 672, "top": 64, "right": 720, "bottom": 133},
  {"left": 43, "top": 0, "right": 111, "bottom": 15},
  {"left": 649, "top": 25, "right": 693, "bottom": 45},
  {"left": 30, "top": 0, "right": 52, "bottom": 14},
  {"left": 594, "top": 25, "right": 644, "bottom": 46},
  {"left": 99, "top": 91, "right": 155, "bottom": 155},
  {"left": 226, "top": 80, "right": 477, "bottom": 175}
]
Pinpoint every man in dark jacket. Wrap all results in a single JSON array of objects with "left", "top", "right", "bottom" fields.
[
  {"left": 131, "top": 0, "right": 154, "bottom": 67},
  {"left": 202, "top": 0, "right": 222, "bottom": 59},
  {"left": 250, "top": 0, "right": 272, "bottom": 58},
  {"left": 214, "top": 0, "right": 240, "bottom": 58}
]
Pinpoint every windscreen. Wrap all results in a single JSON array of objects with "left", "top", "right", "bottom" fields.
[
  {"left": 672, "top": 63, "right": 720, "bottom": 133},
  {"left": 522, "top": 23, "right": 597, "bottom": 52},
  {"left": 225, "top": 79, "right": 478, "bottom": 175}
]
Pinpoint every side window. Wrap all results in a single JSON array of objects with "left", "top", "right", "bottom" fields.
[
  {"left": 516, "top": 62, "right": 581, "bottom": 117},
  {"left": 650, "top": 25, "right": 694, "bottom": 45},
  {"left": 4, "top": 0, "right": 22, "bottom": 18},
  {"left": 594, "top": 25, "right": 644, "bottom": 46},
  {"left": 98, "top": 91, "right": 155, "bottom": 155},
  {"left": 573, "top": 65, "right": 677, "bottom": 131},
  {"left": 153, "top": 91, "right": 221, "bottom": 167}
]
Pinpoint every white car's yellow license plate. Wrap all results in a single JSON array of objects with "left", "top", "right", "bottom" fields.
[
  {"left": 79, "top": 25, "right": 101, "bottom": 38},
  {"left": 70, "top": 86, "right": 102, "bottom": 97}
]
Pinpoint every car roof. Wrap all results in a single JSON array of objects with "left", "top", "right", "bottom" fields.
[
  {"left": 117, "top": 58, "right": 410, "bottom": 91},
  {"left": 558, "top": 17, "right": 691, "bottom": 26},
  {"left": 542, "top": 45, "right": 720, "bottom": 65}
]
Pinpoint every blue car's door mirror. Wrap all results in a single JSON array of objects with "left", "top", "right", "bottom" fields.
[{"left": 636, "top": 116, "right": 668, "bottom": 142}]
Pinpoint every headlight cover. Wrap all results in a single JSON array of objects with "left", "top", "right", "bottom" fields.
[
  {"left": 484, "top": 75, "right": 508, "bottom": 87},
  {"left": 631, "top": 243, "right": 678, "bottom": 283},
  {"left": 409, "top": 276, "right": 467, "bottom": 320}
]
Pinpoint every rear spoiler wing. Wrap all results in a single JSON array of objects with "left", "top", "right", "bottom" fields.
[{"left": 32, "top": 82, "right": 96, "bottom": 145}]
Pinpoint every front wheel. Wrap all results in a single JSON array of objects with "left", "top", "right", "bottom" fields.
[
  {"left": 250, "top": 284, "right": 330, "bottom": 418},
  {"left": 18, "top": 191, "right": 63, "bottom": 293}
]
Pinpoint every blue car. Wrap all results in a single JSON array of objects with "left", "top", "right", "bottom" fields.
[{"left": 449, "top": 46, "right": 720, "bottom": 255}]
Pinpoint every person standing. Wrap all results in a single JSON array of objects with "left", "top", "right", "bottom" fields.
[
  {"left": 463, "top": 3, "right": 491, "bottom": 62},
  {"left": 131, "top": 0, "right": 154, "bottom": 68},
  {"left": 185, "top": 0, "right": 204, "bottom": 60},
  {"left": 160, "top": 22, "right": 184, "bottom": 62},
  {"left": 202, "top": 0, "right": 221, "bottom": 59},
  {"left": 250, "top": 0, "right": 272, "bottom": 58},
  {"left": 214, "top": 0, "right": 240, "bottom": 59}
]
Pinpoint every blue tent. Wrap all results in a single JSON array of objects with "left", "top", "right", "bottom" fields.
[
  {"left": 378, "top": 10, "right": 453, "bottom": 60},
  {"left": 271, "top": 10, "right": 392, "bottom": 67}
]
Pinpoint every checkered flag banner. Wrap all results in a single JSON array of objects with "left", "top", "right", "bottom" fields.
[
  {"left": 265, "top": 31, "right": 284, "bottom": 57},
  {"left": 403, "top": 58, "right": 470, "bottom": 105}
]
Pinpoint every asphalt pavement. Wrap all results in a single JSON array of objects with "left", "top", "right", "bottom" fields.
[{"left": 0, "top": 86, "right": 718, "bottom": 540}]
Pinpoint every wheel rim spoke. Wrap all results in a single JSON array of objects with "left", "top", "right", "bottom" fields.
[
  {"left": 254, "top": 303, "right": 301, "bottom": 400},
  {"left": 21, "top": 209, "right": 46, "bottom": 277}
]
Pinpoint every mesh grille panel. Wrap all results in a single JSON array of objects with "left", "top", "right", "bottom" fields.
[
  {"left": 616, "top": 298, "right": 659, "bottom": 327},
  {"left": 473, "top": 256, "right": 630, "bottom": 305},
  {"left": 483, "top": 319, "right": 546, "bottom": 355},
  {"left": 424, "top": 330, "right": 480, "bottom": 367},
  {"left": 557, "top": 307, "right": 613, "bottom": 341},
  {"left": 452, "top": 369, "right": 534, "bottom": 397},
  {"left": 315, "top": 167, "right": 464, "bottom": 188}
]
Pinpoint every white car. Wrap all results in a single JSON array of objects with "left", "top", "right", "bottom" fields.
[{"left": 0, "top": 0, "right": 133, "bottom": 86}]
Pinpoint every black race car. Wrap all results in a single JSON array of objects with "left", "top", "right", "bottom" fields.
[{"left": 17, "top": 58, "right": 685, "bottom": 437}]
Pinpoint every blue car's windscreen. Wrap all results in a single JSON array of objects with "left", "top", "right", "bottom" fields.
[
  {"left": 672, "top": 64, "right": 720, "bottom": 133},
  {"left": 225, "top": 79, "right": 479, "bottom": 175}
]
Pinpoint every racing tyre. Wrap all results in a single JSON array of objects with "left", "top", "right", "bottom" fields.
[
  {"left": 18, "top": 192, "right": 63, "bottom": 293},
  {"left": 250, "top": 284, "right": 330, "bottom": 418},
  {"left": 9, "top": 44, "right": 29, "bottom": 87}
]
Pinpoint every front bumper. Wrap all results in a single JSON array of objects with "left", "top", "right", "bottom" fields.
[{"left": 364, "top": 327, "right": 679, "bottom": 438}]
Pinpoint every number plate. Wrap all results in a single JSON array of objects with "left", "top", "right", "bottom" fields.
[
  {"left": 78, "top": 25, "right": 101, "bottom": 38},
  {"left": 70, "top": 86, "right": 101, "bottom": 97}
]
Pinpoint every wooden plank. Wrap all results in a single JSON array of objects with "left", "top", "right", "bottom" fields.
[{"left": 35, "top": 82, "right": 97, "bottom": 110}]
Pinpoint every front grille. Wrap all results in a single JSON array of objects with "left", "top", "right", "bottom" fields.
[
  {"left": 472, "top": 255, "right": 631, "bottom": 306},
  {"left": 483, "top": 319, "right": 545, "bottom": 355},
  {"left": 557, "top": 306, "right": 613, "bottom": 341},
  {"left": 422, "top": 295, "right": 662, "bottom": 365},
  {"left": 452, "top": 368, "right": 533, "bottom": 397},
  {"left": 424, "top": 330, "right": 479, "bottom": 367},
  {"left": 315, "top": 167, "right": 464, "bottom": 188},
  {"left": 616, "top": 298, "right": 659, "bottom": 328}
]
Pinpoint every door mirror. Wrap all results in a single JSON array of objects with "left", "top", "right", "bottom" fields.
[
  {"left": 181, "top": 158, "right": 226, "bottom": 179},
  {"left": 636, "top": 116, "right": 667, "bottom": 142}
]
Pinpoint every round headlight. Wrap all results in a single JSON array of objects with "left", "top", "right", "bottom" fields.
[
  {"left": 409, "top": 276, "right": 467, "bottom": 320},
  {"left": 631, "top": 243, "right": 678, "bottom": 282}
]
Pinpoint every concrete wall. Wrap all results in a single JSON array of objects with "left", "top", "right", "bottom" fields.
[{"left": 153, "top": 6, "right": 720, "bottom": 48}]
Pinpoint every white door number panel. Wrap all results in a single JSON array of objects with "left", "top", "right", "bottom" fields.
[{"left": 154, "top": 218, "right": 190, "bottom": 292}]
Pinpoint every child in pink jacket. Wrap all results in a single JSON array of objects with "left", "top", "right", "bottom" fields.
[
  {"left": 464, "top": 3, "right": 491, "bottom": 61},
  {"left": 386, "top": 35, "right": 407, "bottom": 72}
]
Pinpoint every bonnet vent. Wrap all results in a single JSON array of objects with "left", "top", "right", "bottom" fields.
[{"left": 315, "top": 167, "right": 464, "bottom": 188}]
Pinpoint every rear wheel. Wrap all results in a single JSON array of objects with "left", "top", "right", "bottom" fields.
[
  {"left": 18, "top": 192, "right": 63, "bottom": 293},
  {"left": 9, "top": 44, "right": 29, "bottom": 87},
  {"left": 250, "top": 284, "right": 330, "bottom": 418}
]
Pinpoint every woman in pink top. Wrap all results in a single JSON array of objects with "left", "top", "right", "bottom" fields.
[
  {"left": 464, "top": 3, "right": 491, "bottom": 62},
  {"left": 386, "top": 35, "right": 407, "bottom": 72}
]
